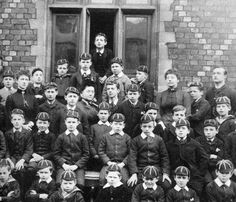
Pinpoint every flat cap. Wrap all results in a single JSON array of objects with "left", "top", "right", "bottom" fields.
[
  {"left": 66, "top": 110, "right": 80, "bottom": 120},
  {"left": 36, "top": 112, "right": 50, "bottom": 121},
  {"left": 80, "top": 53, "right": 91, "bottom": 60},
  {"left": 215, "top": 96, "right": 231, "bottom": 106},
  {"left": 141, "top": 114, "right": 154, "bottom": 124},
  {"left": 3, "top": 70, "right": 14, "bottom": 78},
  {"left": 137, "top": 65, "right": 148, "bottom": 74},
  {"left": 175, "top": 118, "right": 190, "bottom": 128},
  {"left": 98, "top": 101, "right": 110, "bottom": 111},
  {"left": 204, "top": 119, "right": 218, "bottom": 128},
  {"left": 61, "top": 170, "right": 76, "bottom": 181},
  {"left": 37, "top": 159, "right": 53, "bottom": 171},
  {"left": 174, "top": 166, "right": 190, "bottom": 177},
  {"left": 142, "top": 166, "right": 160, "bottom": 179},
  {"left": 216, "top": 159, "right": 234, "bottom": 174},
  {"left": 65, "top": 86, "right": 79, "bottom": 95},
  {"left": 127, "top": 83, "right": 140, "bottom": 92},
  {"left": 111, "top": 113, "right": 125, "bottom": 122}
]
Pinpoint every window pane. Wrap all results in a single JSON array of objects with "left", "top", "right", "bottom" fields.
[
  {"left": 126, "top": 0, "right": 149, "bottom": 4},
  {"left": 53, "top": 15, "right": 79, "bottom": 72},
  {"left": 125, "top": 17, "right": 148, "bottom": 74}
]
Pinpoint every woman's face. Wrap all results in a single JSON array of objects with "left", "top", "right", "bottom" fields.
[
  {"left": 81, "top": 86, "right": 95, "bottom": 101},
  {"left": 165, "top": 73, "right": 179, "bottom": 88}
]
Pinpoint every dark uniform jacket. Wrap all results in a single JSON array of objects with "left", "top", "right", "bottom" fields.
[
  {"left": 225, "top": 131, "right": 236, "bottom": 168},
  {"left": 27, "top": 83, "right": 45, "bottom": 105},
  {"left": 0, "top": 131, "right": 6, "bottom": 159},
  {"left": 137, "top": 79, "right": 154, "bottom": 104},
  {"left": 0, "top": 104, "right": 7, "bottom": 132},
  {"left": 217, "top": 115, "right": 236, "bottom": 142}
]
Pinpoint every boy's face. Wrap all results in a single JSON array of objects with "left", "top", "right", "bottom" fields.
[
  {"left": 146, "top": 109, "right": 158, "bottom": 120},
  {"left": 216, "top": 104, "right": 230, "bottom": 117},
  {"left": 32, "top": 71, "right": 43, "bottom": 84},
  {"left": 65, "top": 92, "right": 79, "bottom": 107},
  {"left": 127, "top": 91, "right": 140, "bottom": 103},
  {"left": 17, "top": 75, "right": 30, "bottom": 90},
  {"left": 37, "top": 167, "right": 52, "bottom": 182},
  {"left": 61, "top": 180, "right": 76, "bottom": 193},
  {"left": 111, "top": 63, "right": 123, "bottom": 75},
  {"left": 136, "top": 71, "right": 147, "bottom": 82},
  {"left": 45, "top": 88, "right": 58, "bottom": 101},
  {"left": 189, "top": 86, "right": 203, "bottom": 100},
  {"left": 175, "top": 126, "right": 189, "bottom": 139},
  {"left": 81, "top": 86, "right": 95, "bottom": 101},
  {"left": 166, "top": 74, "right": 179, "bottom": 88},
  {"left": 11, "top": 114, "right": 25, "bottom": 129},
  {"left": 105, "top": 171, "right": 121, "bottom": 187},
  {"left": 141, "top": 121, "right": 155, "bottom": 135},
  {"left": 57, "top": 64, "right": 68, "bottom": 76},
  {"left": 172, "top": 110, "right": 186, "bottom": 122},
  {"left": 65, "top": 117, "right": 79, "bottom": 131},
  {"left": 3, "top": 77, "right": 14, "bottom": 88},
  {"left": 216, "top": 170, "right": 233, "bottom": 183},
  {"left": 107, "top": 84, "right": 119, "bottom": 98},
  {"left": 204, "top": 126, "right": 217, "bottom": 140},
  {"left": 174, "top": 175, "right": 189, "bottom": 188},
  {"left": 97, "top": 110, "right": 110, "bottom": 123},
  {"left": 94, "top": 35, "right": 107, "bottom": 49},
  {"left": 80, "top": 59, "right": 92, "bottom": 71},
  {"left": 36, "top": 119, "right": 50, "bottom": 132},
  {"left": 143, "top": 177, "right": 158, "bottom": 189},
  {"left": 0, "top": 167, "right": 11, "bottom": 183},
  {"left": 111, "top": 121, "right": 125, "bottom": 133}
]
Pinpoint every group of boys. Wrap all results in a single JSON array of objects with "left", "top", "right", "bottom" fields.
[{"left": 0, "top": 32, "right": 236, "bottom": 202}]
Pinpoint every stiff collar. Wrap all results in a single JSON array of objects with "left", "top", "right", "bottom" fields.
[
  {"left": 67, "top": 105, "right": 76, "bottom": 111},
  {"left": 194, "top": 97, "right": 202, "bottom": 103},
  {"left": 47, "top": 100, "right": 56, "bottom": 105},
  {"left": 39, "top": 177, "right": 53, "bottom": 184},
  {"left": 109, "top": 130, "right": 124, "bottom": 136},
  {"left": 177, "top": 136, "right": 187, "bottom": 141},
  {"left": 65, "top": 129, "right": 79, "bottom": 136},
  {"left": 81, "top": 69, "right": 91, "bottom": 76},
  {"left": 113, "top": 72, "right": 124, "bottom": 78},
  {"left": 129, "top": 99, "right": 138, "bottom": 106},
  {"left": 96, "top": 48, "right": 105, "bottom": 54},
  {"left": 174, "top": 185, "right": 189, "bottom": 192},
  {"left": 108, "top": 97, "right": 119, "bottom": 106},
  {"left": 98, "top": 121, "right": 110, "bottom": 126},
  {"left": 38, "top": 129, "right": 49, "bottom": 134},
  {"left": 215, "top": 178, "right": 231, "bottom": 187},
  {"left": 13, "top": 127, "right": 22, "bottom": 133},
  {"left": 138, "top": 78, "right": 147, "bottom": 86},
  {"left": 3, "top": 86, "right": 15, "bottom": 91},
  {"left": 143, "top": 183, "right": 157, "bottom": 190},
  {"left": 103, "top": 181, "right": 123, "bottom": 189},
  {"left": 141, "top": 132, "right": 155, "bottom": 139},
  {"left": 33, "top": 83, "right": 42, "bottom": 88}
]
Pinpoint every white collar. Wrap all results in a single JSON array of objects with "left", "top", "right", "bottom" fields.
[
  {"left": 177, "top": 136, "right": 187, "bottom": 141},
  {"left": 4, "top": 86, "right": 14, "bottom": 91},
  {"left": 98, "top": 121, "right": 110, "bottom": 126},
  {"left": 113, "top": 72, "right": 124, "bottom": 78},
  {"left": 103, "top": 181, "right": 123, "bottom": 189},
  {"left": 39, "top": 177, "right": 53, "bottom": 184},
  {"left": 142, "top": 183, "right": 157, "bottom": 190},
  {"left": 141, "top": 132, "right": 155, "bottom": 139},
  {"left": 215, "top": 178, "right": 231, "bottom": 187},
  {"left": 67, "top": 105, "right": 76, "bottom": 111},
  {"left": 139, "top": 78, "right": 147, "bottom": 85},
  {"left": 13, "top": 127, "right": 22, "bottom": 133},
  {"left": 129, "top": 99, "right": 138, "bottom": 106},
  {"left": 38, "top": 129, "right": 49, "bottom": 134},
  {"left": 96, "top": 48, "right": 105, "bottom": 54},
  {"left": 109, "top": 130, "right": 124, "bottom": 136},
  {"left": 65, "top": 129, "right": 79, "bottom": 136},
  {"left": 47, "top": 100, "right": 55, "bottom": 105},
  {"left": 33, "top": 83, "right": 41, "bottom": 88},
  {"left": 108, "top": 97, "right": 119, "bottom": 105},
  {"left": 81, "top": 69, "right": 91, "bottom": 76},
  {"left": 194, "top": 97, "right": 201, "bottom": 103},
  {"left": 174, "top": 185, "right": 189, "bottom": 192}
]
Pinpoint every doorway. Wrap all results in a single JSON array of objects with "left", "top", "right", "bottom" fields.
[{"left": 89, "top": 10, "right": 115, "bottom": 52}]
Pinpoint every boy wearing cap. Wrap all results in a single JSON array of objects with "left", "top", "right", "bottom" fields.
[
  {"left": 131, "top": 165, "right": 165, "bottom": 202},
  {"left": 95, "top": 164, "right": 132, "bottom": 202},
  {"left": 27, "top": 68, "right": 45, "bottom": 105},
  {"left": 115, "top": 83, "right": 145, "bottom": 138},
  {"left": 166, "top": 118, "right": 208, "bottom": 197},
  {"left": 166, "top": 166, "right": 199, "bottom": 202},
  {"left": 102, "top": 57, "right": 131, "bottom": 102},
  {"left": 70, "top": 53, "right": 101, "bottom": 102},
  {"left": 49, "top": 170, "right": 85, "bottom": 202},
  {"left": 206, "top": 159, "right": 236, "bottom": 202},
  {"left": 88, "top": 102, "right": 112, "bottom": 171},
  {"left": 0, "top": 70, "right": 16, "bottom": 106},
  {"left": 196, "top": 119, "right": 224, "bottom": 183},
  {"left": 54, "top": 110, "right": 89, "bottom": 187},
  {"left": 187, "top": 81, "right": 211, "bottom": 137},
  {"left": 51, "top": 59, "right": 71, "bottom": 105},
  {"left": 128, "top": 114, "right": 171, "bottom": 191},
  {"left": 98, "top": 113, "right": 130, "bottom": 186},
  {"left": 215, "top": 96, "right": 236, "bottom": 142},
  {"left": 26, "top": 159, "right": 56, "bottom": 202},
  {"left": 131, "top": 65, "right": 154, "bottom": 103},
  {"left": 0, "top": 159, "right": 21, "bottom": 202}
]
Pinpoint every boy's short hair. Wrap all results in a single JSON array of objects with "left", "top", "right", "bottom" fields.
[
  {"left": 127, "top": 83, "right": 140, "bottom": 92},
  {"left": 44, "top": 82, "right": 58, "bottom": 91},
  {"left": 0, "top": 159, "right": 13, "bottom": 171},
  {"left": 204, "top": 119, "right": 218, "bottom": 129},
  {"left": 80, "top": 53, "right": 91, "bottom": 60},
  {"left": 57, "top": 59, "right": 68, "bottom": 66},
  {"left": 110, "top": 57, "right": 123, "bottom": 66},
  {"left": 37, "top": 159, "right": 53, "bottom": 171},
  {"left": 175, "top": 118, "right": 190, "bottom": 128},
  {"left": 32, "top": 68, "right": 43, "bottom": 76},
  {"left": 164, "top": 68, "right": 180, "bottom": 80},
  {"left": 142, "top": 166, "right": 160, "bottom": 179},
  {"left": 3, "top": 70, "right": 14, "bottom": 78},
  {"left": 66, "top": 110, "right": 80, "bottom": 120},
  {"left": 188, "top": 81, "right": 204, "bottom": 91},
  {"left": 106, "top": 81, "right": 120, "bottom": 89},
  {"left": 172, "top": 105, "right": 186, "bottom": 114},
  {"left": 174, "top": 166, "right": 190, "bottom": 177},
  {"left": 145, "top": 102, "right": 159, "bottom": 112},
  {"left": 111, "top": 113, "right": 125, "bottom": 122},
  {"left": 65, "top": 86, "right": 80, "bottom": 96},
  {"left": 216, "top": 159, "right": 234, "bottom": 173},
  {"left": 95, "top": 32, "right": 107, "bottom": 42},
  {"left": 11, "top": 108, "right": 24, "bottom": 118},
  {"left": 106, "top": 164, "right": 121, "bottom": 174},
  {"left": 36, "top": 112, "right": 50, "bottom": 122},
  {"left": 137, "top": 65, "right": 148, "bottom": 74},
  {"left": 61, "top": 170, "right": 76, "bottom": 181},
  {"left": 98, "top": 102, "right": 110, "bottom": 111},
  {"left": 16, "top": 69, "right": 30, "bottom": 80},
  {"left": 215, "top": 96, "right": 231, "bottom": 106},
  {"left": 141, "top": 114, "right": 154, "bottom": 124}
]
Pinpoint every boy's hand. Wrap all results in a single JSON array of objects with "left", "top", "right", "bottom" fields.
[
  {"left": 35, "top": 95, "right": 43, "bottom": 99},
  {"left": 99, "top": 76, "right": 107, "bottom": 84},
  {"left": 127, "top": 173, "right": 138, "bottom": 187},
  {"left": 117, "top": 162, "right": 125, "bottom": 169},
  {"left": 162, "top": 173, "right": 172, "bottom": 184},
  {"left": 210, "top": 154, "right": 217, "bottom": 159},
  {"left": 15, "top": 159, "right": 25, "bottom": 170},
  {"left": 23, "top": 121, "right": 34, "bottom": 131},
  {"left": 62, "top": 163, "right": 71, "bottom": 171},
  {"left": 69, "top": 165, "right": 78, "bottom": 171},
  {"left": 39, "top": 194, "right": 48, "bottom": 199},
  {"left": 30, "top": 190, "right": 37, "bottom": 195},
  {"left": 7, "top": 191, "right": 14, "bottom": 197},
  {"left": 32, "top": 153, "right": 43, "bottom": 162}
]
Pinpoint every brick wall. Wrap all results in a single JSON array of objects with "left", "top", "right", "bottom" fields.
[
  {"left": 166, "top": 0, "right": 236, "bottom": 89},
  {"left": 0, "top": 0, "right": 37, "bottom": 72}
]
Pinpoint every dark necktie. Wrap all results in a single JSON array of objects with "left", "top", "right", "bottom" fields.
[{"left": 14, "top": 130, "right": 20, "bottom": 141}]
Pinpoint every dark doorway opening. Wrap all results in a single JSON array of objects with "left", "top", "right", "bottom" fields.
[{"left": 89, "top": 10, "right": 115, "bottom": 52}]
